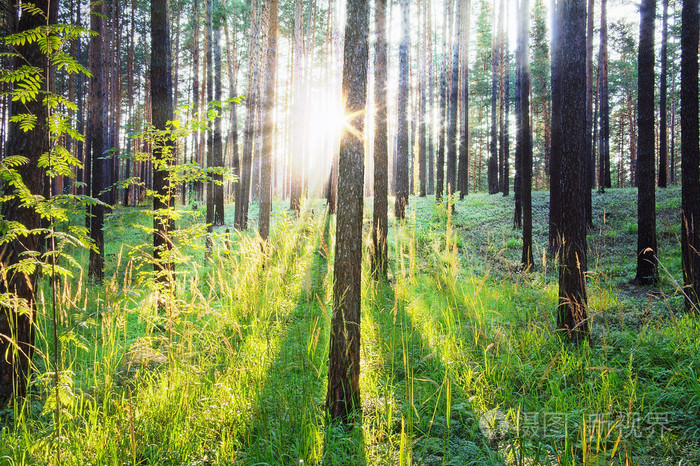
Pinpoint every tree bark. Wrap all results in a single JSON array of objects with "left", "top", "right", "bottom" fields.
[
  {"left": 327, "top": 0, "right": 368, "bottom": 423},
  {"left": 681, "top": 0, "right": 700, "bottom": 309},
  {"left": 151, "top": 0, "right": 175, "bottom": 286},
  {"left": 394, "top": 0, "right": 410, "bottom": 218},
  {"left": 584, "top": 0, "right": 594, "bottom": 225},
  {"left": 205, "top": 0, "right": 214, "bottom": 225},
  {"left": 635, "top": 0, "right": 658, "bottom": 284},
  {"left": 548, "top": 0, "right": 562, "bottom": 252},
  {"left": 235, "top": 0, "right": 260, "bottom": 229},
  {"left": 88, "top": 0, "right": 106, "bottom": 282},
  {"left": 457, "top": 0, "right": 470, "bottom": 199},
  {"left": 191, "top": 0, "right": 200, "bottom": 204},
  {"left": 259, "top": 0, "right": 278, "bottom": 240},
  {"left": 0, "top": 0, "right": 55, "bottom": 402},
  {"left": 598, "top": 0, "right": 610, "bottom": 191},
  {"left": 213, "top": 11, "right": 224, "bottom": 225},
  {"left": 372, "top": 0, "right": 388, "bottom": 278},
  {"left": 518, "top": 0, "right": 533, "bottom": 270},
  {"left": 557, "top": 0, "right": 588, "bottom": 342},
  {"left": 289, "top": 0, "right": 304, "bottom": 214},
  {"left": 487, "top": 2, "right": 499, "bottom": 194},
  {"left": 658, "top": 0, "right": 668, "bottom": 188},
  {"left": 445, "top": 0, "right": 460, "bottom": 200}
]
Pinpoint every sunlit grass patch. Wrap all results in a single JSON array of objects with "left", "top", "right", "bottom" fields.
[{"left": 4, "top": 187, "right": 699, "bottom": 464}]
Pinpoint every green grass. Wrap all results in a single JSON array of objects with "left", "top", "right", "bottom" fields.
[{"left": 1, "top": 186, "right": 698, "bottom": 465}]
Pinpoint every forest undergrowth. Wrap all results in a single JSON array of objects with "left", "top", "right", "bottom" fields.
[{"left": 1, "top": 187, "right": 699, "bottom": 465}]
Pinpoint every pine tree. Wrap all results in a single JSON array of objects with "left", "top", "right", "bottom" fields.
[
  {"left": 327, "top": 0, "right": 369, "bottom": 422},
  {"left": 372, "top": 0, "right": 389, "bottom": 278},
  {"left": 259, "top": 0, "right": 278, "bottom": 240},
  {"left": 518, "top": 0, "right": 533, "bottom": 270},
  {"left": 681, "top": 0, "right": 699, "bottom": 309},
  {"left": 394, "top": 0, "right": 410, "bottom": 218},
  {"left": 557, "top": 0, "right": 588, "bottom": 342},
  {"left": 635, "top": 0, "right": 658, "bottom": 284}
]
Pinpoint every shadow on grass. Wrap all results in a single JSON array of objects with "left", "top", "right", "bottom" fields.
[
  {"left": 235, "top": 210, "right": 368, "bottom": 465},
  {"left": 365, "top": 269, "right": 498, "bottom": 464}
]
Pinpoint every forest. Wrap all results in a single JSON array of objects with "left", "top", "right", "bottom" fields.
[{"left": 1, "top": 0, "right": 700, "bottom": 463}]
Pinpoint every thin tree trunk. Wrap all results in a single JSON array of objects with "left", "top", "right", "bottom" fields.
[
  {"left": 224, "top": 21, "right": 239, "bottom": 206},
  {"left": 487, "top": 0, "right": 499, "bottom": 194},
  {"left": 191, "top": 0, "right": 200, "bottom": 204},
  {"left": 548, "top": 0, "right": 562, "bottom": 252},
  {"left": 681, "top": 0, "right": 700, "bottom": 309},
  {"left": 635, "top": 0, "right": 658, "bottom": 284},
  {"left": 584, "top": 0, "right": 594, "bottom": 225},
  {"left": 289, "top": 0, "right": 304, "bottom": 213},
  {"left": 519, "top": 0, "right": 533, "bottom": 269},
  {"left": 151, "top": 0, "right": 175, "bottom": 290},
  {"left": 88, "top": 0, "right": 106, "bottom": 282},
  {"left": 372, "top": 0, "right": 389, "bottom": 278},
  {"left": 235, "top": 0, "right": 260, "bottom": 229},
  {"left": 213, "top": 13, "right": 224, "bottom": 225},
  {"left": 446, "top": 0, "right": 459, "bottom": 199},
  {"left": 394, "top": 0, "right": 410, "bottom": 218},
  {"left": 205, "top": 0, "right": 214, "bottom": 226},
  {"left": 658, "top": 0, "right": 668, "bottom": 187},
  {"left": 457, "top": 0, "right": 470, "bottom": 199},
  {"left": 598, "top": 0, "right": 611, "bottom": 191},
  {"left": 259, "top": 0, "right": 278, "bottom": 240},
  {"left": 435, "top": 0, "right": 450, "bottom": 201}
]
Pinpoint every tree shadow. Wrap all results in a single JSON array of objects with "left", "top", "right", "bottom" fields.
[
  {"left": 364, "top": 267, "right": 501, "bottom": 464},
  {"left": 233, "top": 210, "right": 367, "bottom": 465}
]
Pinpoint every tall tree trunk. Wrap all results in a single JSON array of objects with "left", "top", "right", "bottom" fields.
[
  {"left": 0, "top": 0, "right": 56, "bottom": 402},
  {"left": 584, "top": 0, "right": 594, "bottom": 225},
  {"left": 197, "top": 0, "right": 208, "bottom": 203},
  {"left": 205, "top": 0, "right": 214, "bottom": 226},
  {"left": 191, "top": 0, "right": 200, "bottom": 204},
  {"left": 514, "top": 58, "right": 522, "bottom": 229},
  {"left": 635, "top": 0, "right": 658, "bottom": 284},
  {"left": 497, "top": 0, "right": 506, "bottom": 194},
  {"left": 500, "top": 3, "right": 510, "bottom": 196},
  {"left": 445, "top": 0, "right": 459, "bottom": 199},
  {"left": 289, "top": 0, "right": 304, "bottom": 213},
  {"left": 213, "top": 13, "right": 224, "bottom": 225},
  {"left": 111, "top": 0, "right": 121, "bottom": 206},
  {"left": 558, "top": 0, "right": 588, "bottom": 342},
  {"left": 427, "top": 0, "right": 435, "bottom": 196},
  {"left": 548, "top": 0, "right": 562, "bottom": 252},
  {"left": 418, "top": 1, "right": 428, "bottom": 198},
  {"left": 658, "top": 0, "right": 668, "bottom": 188},
  {"left": 327, "top": 0, "right": 368, "bottom": 423},
  {"left": 235, "top": 0, "right": 260, "bottom": 229},
  {"left": 670, "top": 61, "right": 676, "bottom": 184},
  {"left": 681, "top": 0, "right": 700, "bottom": 309},
  {"left": 487, "top": 1, "right": 499, "bottom": 194},
  {"left": 394, "top": 0, "right": 410, "bottom": 218},
  {"left": 372, "top": 0, "right": 389, "bottom": 278},
  {"left": 224, "top": 21, "right": 239, "bottom": 206},
  {"left": 435, "top": 0, "right": 450, "bottom": 201},
  {"left": 259, "top": 0, "right": 278, "bottom": 240},
  {"left": 519, "top": 0, "right": 533, "bottom": 269},
  {"left": 151, "top": 0, "right": 175, "bottom": 287},
  {"left": 88, "top": 0, "right": 106, "bottom": 282},
  {"left": 598, "top": 0, "right": 610, "bottom": 191},
  {"left": 457, "top": 0, "right": 470, "bottom": 199},
  {"left": 627, "top": 92, "right": 637, "bottom": 186},
  {"left": 125, "top": 0, "right": 136, "bottom": 206}
]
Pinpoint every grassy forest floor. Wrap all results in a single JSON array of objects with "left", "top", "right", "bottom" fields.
[{"left": 1, "top": 187, "right": 699, "bottom": 465}]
